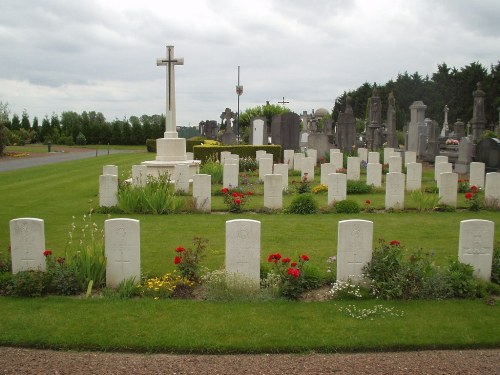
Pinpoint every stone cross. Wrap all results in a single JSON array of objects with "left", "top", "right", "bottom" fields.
[
  {"left": 278, "top": 96, "right": 289, "bottom": 106},
  {"left": 220, "top": 108, "right": 235, "bottom": 133},
  {"left": 157, "top": 45, "right": 184, "bottom": 138}
]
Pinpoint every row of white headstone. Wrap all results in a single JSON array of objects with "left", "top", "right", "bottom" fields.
[{"left": 9, "top": 217, "right": 495, "bottom": 288}]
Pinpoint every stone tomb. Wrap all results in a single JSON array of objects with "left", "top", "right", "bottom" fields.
[
  {"left": 327, "top": 173, "right": 347, "bottom": 205},
  {"left": 10, "top": 218, "right": 46, "bottom": 273},
  {"left": 485, "top": 172, "right": 500, "bottom": 205},
  {"left": 406, "top": 162, "right": 422, "bottom": 191},
  {"left": 439, "top": 172, "right": 458, "bottom": 207},
  {"left": 459, "top": 219, "right": 494, "bottom": 280},
  {"left": 346, "top": 157, "right": 360, "bottom": 181},
  {"left": 385, "top": 172, "right": 405, "bottom": 210},
  {"left": 469, "top": 162, "right": 485, "bottom": 188},
  {"left": 99, "top": 174, "right": 118, "bottom": 207},
  {"left": 337, "top": 220, "right": 373, "bottom": 281},
  {"left": 105, "top": 218, "right": 141, "bottom": 288},
  {"left": 223, "top": 163, "right": 239, "bottom": 188},
  {"left": 264, "top": 174, "right": 283, "bottom": 210},
  {"left": 366, "top": 163, "right": 382, "bottom": 187},
  {"left": 226, "top": 219, "right": 261, "bottom": 283},
  {"left": 192, "top": 174, "right": 211, "bottom": 212}
]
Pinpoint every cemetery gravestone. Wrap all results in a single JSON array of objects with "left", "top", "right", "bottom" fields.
[
  {"left": 408, "top": 101, "right": 427, "bottom": 152},
  {"left": 293, "top": 153, "right": 305, "bottom": 172},
  {"left": 105, "top": 218, "right": 141, "bottom": 288},
  {"left": 271, "top": 112, "right": 300, "bottom": 150},
  {"left": 259, "top": 157, "right": 273, "bottom": 182},
  {"left": 439, "top": 172, "right": 458, "bottom": 207},
  {"left": 346, "top": 157, "right": 360, "bottom": 181},
  {"left": 485, "top": 172, "right": 500, "bottom": 206},
  {"left": 455, "top": 137, "right": 474, "bottom": 174},
  {"left": 306, "top": 148, "right": 317, "bottom": 163},
  {"left": 366, "top": 163, "right": 382, "bottom": 187},
  {"left": 264, "top": 174, "right": 283, "bottom": 210},
  {"left": 283, "top": 150, "right": 295, "bottom": 170},
  {"left": 404, "top": 151, "right": 416, "bottom": 166},
  {"left": 388, "top": 156, "right": 402, "bottom": 173},
  {"left": 131, "top": 165, "right": 148, "bottom": 187},
  {"left": 469, "top": 162, "right": 485, "bottom": 188},
  {"left": 368, "top": 151, "right": 380, "bottom": 164},
  {"left": 330, "top": 151, "right": 343, "bottom": 170},
  {"left": 358, "top": 148, "right": 368, "bottom": 163},
  {"left": 337, "top": 220, "right": 373, "bottom": 281},
  {"left": 406, "top": 162, "right": 422, "bottom": 191},
  {"left": 10, "top": 218, "right": 46, "bottom": 273},
  {"left": 327, "top": 173, "right": 347, "bottom": 204},
  {"left": 103, "top": 165, "right": 118, "bottom": 176},
  {"left": 273, "top": 163, "right": 289, "bottom": 190},
  {"left": 192, "top": 174, "right": 211, "bottom": 212},
  {"left": 385, "top": 172, "right": 405, "bottom": 210},
  {"left": 223, "top": 163, "right": 239, "bottom": 188},
  {"left": 302, "top": 156, "right": 315, "bottom": 181},
  {"left": 174, "top": 164, "right": 190, "bottom": 193},
  {"left": 383, "top": 148, "right": 394, "bottom": 164},
  {"left": 99, "top": 174, "right": 118, "bottom": 207},
  {"left": 436, "top": 162, "right": 453, "bottom": 188},
  {"left": 459, "top": 219, "right": 494, "bottom": 280},
  {"left": 220, "top": 151, "right": 231, "bottom": 165},
  {"left": 250, "top": 117, "right": 267, "bottom": 146},
  {"left": 320, "top": 163, "right": 337, "bottom": 185},
  {"left": 226, "top": 219, "right": 261, "bottom": 283}
]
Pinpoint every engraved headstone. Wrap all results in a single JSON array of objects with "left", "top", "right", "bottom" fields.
[
  {"left": 103, "top": 165, "right": 118, "bottom": 176},
  {"left": 192, "top": 174, "right": 211, "bottom": 212},
  {"left": 337, "top": 220, "right": 373, "bottom": 281},
  {"left": 10, "top": 218, "right": 46, "bottom": 273},
  {"left": 131, "top": 165, "right": 148, "bottom": 187},
  {"left": 368, "top": 151, "right": 380, "bottom": 164},
  {"left": 259, "top": 157, "right": 273, "bottom": 182},
  {"left": 327, "top": 173, "right": 347, "bottom": 205},
  {"left": 385, "top": 172, "right": 405, "bottom": 210},
  {"left": 459, "top": 219, "right": 494, "bottom": 280},
  {"left": 99, "top": 174, "right": 118, "bottom": 207},
  {"left": 366, "top": 163, "right": 382, "bottom": 187},
  {"left": 320, "top": 163, "right": 337, "bottom": 185},
  {"left": 469, "top": 162, "right": 485, "bottom": 188},
  {"left": 436, "top": 162, "right": 453, "bottom": 188},
  {"left": 293, "top": 153, "right": 305, "bottom": 172},
  {"left": 346, "top": 157, "right": 360, "bottom": 181},
  {"left": 283, "top": 149, "right": 295, "bottom": 170},
  {"left": 358, "top": 148, "right": 368, "bottom": 164},
  {"left": 485, "top": 172, "right": 500, "bottom": 206},
  {"left": 388, "top": 156, "right": 402, "bottom": 173},
  {"left": 226, "top": 219, "right": 261, "bottom": 283},
  {"left": 223, "top": 163, "right": 239, "bottom": 188},
  {"left": 302, "top": 156, "right": 315, "bottom": 181},
  {"left": 439, "top": 172, "right": 458, "bottom": 207},
  {"left": 330, "top": 151, "right": 343, "bottom": 170},
  {"left": 273, "top": 163, "right": 289, "bottom": 190},
  {"left": 404, "top": 151, "right": 416, "bottom": 166},
  {"left": 406, "top": 162, "right": 422, "bottom": 191},
  {"left": 174, "top": 164, "right": 190, "bottom": 193},
  {"left": 249, "top": 116, "right": 267, "bottom": 145},
  {"left": 264, "top": 174, "right": 283, "bottom": 210}
]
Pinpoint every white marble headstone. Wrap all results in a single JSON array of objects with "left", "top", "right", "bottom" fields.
[
  {"left": 10, "top": 218, "right": 46, "bottom": 273},
  {"left": 337, "top": 220, "right": 373, "bottom": 281},
  {"left": 459, "top": 219, "right": 494, "bottom": 280},
  {"left": 346, "top": 157, "right": 360, "bottom": 181},
  {"left": 301, "top": 156, "right": 315, "bottom": 181},
  {"left": 385, "top": 172, "right": 405, "bottom": 210},
  {"left": 330, "top": 152, "right": 343, "bottom": 170},
  {"left": 320, "top": 163, "right": 337, "bottom": 185},
  {"left": 226, "top": 219, "right": 261, "bottom": 283},
  {"left": 485, "top": 172, "right": 500, "bottom": 206},
  {"left": 99, "top": 174, "right": 118, "bottom": 207},
  {"left": 273, "top": 163, "right": 289, "bottom": 190},
  {"left": 469, "top": 162, "right": 485, "bottom": 189},
  {"left": 366, "top": 163, "right": 382, "bottom": 187},
  {"left": 327, "top": 173, "right": 347, "bottom": 205},
  {"left": 259, "top": 157, "right": 273, "bottom": 181},
  {"left": 193, "top": 174, "right": 211, "bottom": 212},
  {"left": 131, "top": 165, "right": 148, "bottom": 187},
  {"left": 283, "top": 149, "right": 295, "bottom": 170},
  {"left": 406, "top": 162, "right": 422, "bottom": 191},
  {"left": 223, "top": 163, "right": 239, "bottom": 188},
  {"left": 439, "top": 172, "right": 458, "bottom": 207},
  {"left": 264, "top": 174, "right": 283, "bottom": 210},
  {"left": 103, "top": 165, "right": 118, "bottom": 176}
]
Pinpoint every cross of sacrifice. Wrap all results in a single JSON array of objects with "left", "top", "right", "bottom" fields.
[{"left": 157, "top": 45, "right": 184, "bottom": 138}]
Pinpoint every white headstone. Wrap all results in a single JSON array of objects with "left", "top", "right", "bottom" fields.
[
  {"left": 320, "top": 163, "right": 337, "bottom": 185},
  {"left": 283, "top": 149, "right": 295, "bottom": 170},
  {"left": 406, "top": 162, "right": 422, "bottom": 191},
  {"left": 439, "top": 172, "right": 458, "bottom": 207},
  {"left": 301, "top": 156, "right": 315, "bottom": 181},
  {"left": 105, "top": 218, "right": 141, "bottom": 288},
  {"left": 337, "top": 220, "right": 373, "bottom": 281},
  {"left": 330, "top": 151, "right": 343, "bottom": 170},
  {"left": 327, "top": 173, "right": 347, "bottom": 205},
  {"left": 99, "top": 174, "right": 118, "bottom": 207},
  {"left": 404, "top": 151, "right": 417, "bottom": 166},
  {"left": 388, "top": 155, "right": 402, "bottom": 173},
  {"left": 383, "top": 148, "right": 395, "bottom": 164},
  {"left": 259, "top": 157, "right": 273, "bottom": 181},
  {"left": 459, "top": 219, "right": 494, "bottom": 280},
  {"left": 193, "top": 174, "right": 211, "bottom": 212},
  {"left": 223, "top": 163, "right": 239, "bottom": 188},
  {"left": 226, "top": 219, "right": 261, "bottom": 283},
  {"left": 255, "top": 150, "right": 267, "bottom": 165},
  {"left": 366, "top": 163, "right": 382, "bottom": 187},
  {"left": 273, "top": 163, "right": 289, "bottom": 191},
  {"left": 220, "top": 151, "right": 231, "bottom": 164},
  {"left": 485, "top": 172, "right": 500, "bottom": 206},
  {"left": 293, "top": 153, "right": 305, "bottom": 172},
  {"left": 385, "top": 172, "right": 405, "bottom": 210},
  {"left": 103, "top": 165, "right": 118, "bottom": 176},
  {"left": 10, "top": 218, "right": 46, "bottom": 273},
  {"left": 469, "top": 162, "right": 485, "bottom": 189},
  {"left": 435, "top": 155, "right": 448, "bottom": 165},
  {"left": 264, "top": 174, "right": 283, "bottom": 210},
  {"left": 251, "top": 118, "right": 266, "bottom": 145},
  {"left": 368, "top": 151, "right": 379, "bottom": 164},
  {"left": 331, "top": 148, "right": 340, "bottom": 153},
  {"left": 306, "top": 148, "right": 317, "bottom": 163},
  {"left": 358, "top": 147, "right": 368, "bottom": 163},
  {"left": 131, "top": 165, "right": 148, "bottom": 187},
  {"left": 346, "top": 156, "right": 360, "bottom": 181},
  {"left": 174, "top": 164, "right": 190, "bottom": 193},
  {"left": 436, "top": 162, "right": 453, "bottom": 187}
]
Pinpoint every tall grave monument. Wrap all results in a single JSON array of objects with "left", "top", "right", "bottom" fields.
[
  {"left": 471, "top": 82, "right": 487, "bottom": 143},
  {"left": 366, "top": 88, "right": 382, "bottom": 151},
  {"left": 386, "top": 92, "right": 398, "bottom": 148},
  {"left": 336, "top": 96, "right": 357, "bottom": 152},
  {"left": 142, "top": 45, "right": 200, "bottom": 177}
]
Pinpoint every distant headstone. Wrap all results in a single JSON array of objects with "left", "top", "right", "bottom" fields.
[
  {"left": 301, "top": 156, "right": 315, "bottom": 181},
  {"left": 226, "top": 219, "right": 261, "bottom": 283},
  {"left": 264, "top": 174, "right": 283, "bottom": 210},
  {"left": 366, "top": 88, "right": 382, "bottom": 151},
  {"left": 471, "top": 83, "right": 487, "bottom": 143},
  {"left": 439, "top": 172, "right": 458, "bottom": 207},
  {"left": 271, "top": 112, "right": 300, "bottom": 150},
  {"left": 406, "top": 162, "right": 422, "bottom": 191},
  {"left": 306, "top": 148, "right": 317, "bottom": 163},
  {"left": 346, "top": 157, "right": 360, "bottom": 181},
  {"left": 404, "top": 151, "right": 416, "bottom": 166},
  {"left": 407, "top": 101, "right": 427, "bottom": 152},
  {"left": 105, "top": 218, "right": 141, "bottom": 288},
  {"left": 327, "top": 173, "right": 347, "bottom": 205},
  {"left": 283, "top": 150, "right": 294, "bottom": 170},
  {"left": 459, "top": 219, "right": 494, "bottom": 280},
  {"left": 485, "top": 172, "right": 500, "bottom": 206},
  {"left": 131, "top": 165, "right": 148, "bottom": 187},
  {"left": 99, "top": 174, "right": 118, "bottom": 207},
  {"left": 193, "top": 174, "right": 211, "bottom": 212},
  {"left": 321, "top": 163, "right": 337, "bottom": 185},
  {"left": 174, "top": 164, "right": 190, "bottom": 193},
  {"left": 436, "top": 162, "right": 453, "bottom": 188},
  {"left": 10, "top": 218, "right": 46, "bottom": 273},
  {"left": 386, "top": 92, "right": 398, "bottom": 148},
  {"left": 307, "top": 133, "right": 330, "bottom": 161},
  {"left": 388, "top": 156, "right": 402, "bottom": 173},
  {"left": 330, "top": 151, "right": 343, "bottom": 170},
  {"left": 455, "top": 137, "right": 474, "bottom": 174},
  {"left": 337, "top": 220, "right": 373, "bottom": 281},
  {"left": 385, "top": 172, "right": 405, "bottom": 210},
  {"left": 249, "top": 116, "right": 267, "bottom": 145},
  {"left": 259, "top": 157, "right": 273, "bottom": 182},
  {"left": 103, "top": 165, "right": 118, "bottom": 176},
  {"left": 358, "top": 148, "right": 368, "bottom": 163},
  {"left": 273, "top": 163, "right": 289, "bottom": 190},
  {"left": 469, "top": 162, "right": 485, "bottom": 188},
  {"left": 220, "top": 108, "right": 236, "bottom": 145},
  {"left": 220, "top": 151, "right": 231, "bottom": 164},
  {"left": 223, "top": 163, "right": 239, "bottom": 188},
  {"left": 293, "top": 153, "right": 305, "bottom": 172},
  {"left": 366, "top": 163, "right": 382, "bottom": 187},
  {"left": 383, "top": 148, "right": 395, "bottom": 164},
  {"left": 475, "top": 138, "right": 500, "bottom": 172},
  {"left": 368, "top": 151, "right": 380, "bottom": 164}
]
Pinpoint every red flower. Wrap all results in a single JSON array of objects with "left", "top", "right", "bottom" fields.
[
  {"left": 365, "top": 200, "right": 371, "bottom": 205},
  {"left": 247, "top": 191, "right": 253, "bottom": 196},
  {"left": 469, "top": 185, "right": 479, "bottom": 193},
  {"left": 290, "top": 262, "right": 297, "bottom": 267},
  {"left": 465, "top": 192, "right": 473, "bottom": 200},
  {"left": 221, "top": 187, "right": 229, "bottom": 194},
  {"left": 239, "top": 193, "right": 245, "bottom": 197},
  {"left": 389, "top": 240, "right": 400, "bottom": 246},
  {"left": 56, "top": 257, "right": 65, "bottom": 264},
  {"left": 234, "top": 198, "right": 241, "bottom": 205},
  {"left": 282, "top": 257, "right": 291, "bottom": 264},
  {"left": 43, "top": 250, "right": 52, "bottom": 257},
  {"left": 175, "top": 246, "right": 185, "bottom": 253},
  {"left": 232, "top": 191, "right": 239, "bottom": 197},
  {"left": 287, "top": 267, "right": 300, "bottom": 278},
  {"left": 174, "top": 256, "right": 182, "bottom": 265},
  {"left": 300, "top": 254, "right": 309, "bottom": 261}
]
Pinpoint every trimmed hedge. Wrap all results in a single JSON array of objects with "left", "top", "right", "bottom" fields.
[
  {"left": 146, "top": 139, "right": 156, "bottom": 152},
  {"left": 193, "top": 145, "right": 282, "bottom": 163}
]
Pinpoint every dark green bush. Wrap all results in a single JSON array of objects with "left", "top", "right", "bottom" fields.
[
  {"left": 75, "top": 132, "right": 86, "bottom": 146},
  {"left": 347, "top": 180, "right": 373, "bottom": 194},
  {"left": 492, "top": 244, "right": 500, "bottom": 285},
  {"left": 0, "top": 272, "right": 12, "bottom": 295},
  {"left": 146, "top": 139, "right": 156, "bottom": 152},
  {"left": 8, "top": 270, "right": 47, "bottom": 297},
  {"left": 46, "top": 261, "right": 82, "bottom": 296},
  {"left": 287, "top": 193, "right": 318, "bottom": 214},
  {"left": 334, "top": 199, "right": 361, "bottom": 214}
]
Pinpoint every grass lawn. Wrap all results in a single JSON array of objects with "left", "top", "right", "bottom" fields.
[{"left": 0, "top": 152, "right": 499, "bottom": 352}]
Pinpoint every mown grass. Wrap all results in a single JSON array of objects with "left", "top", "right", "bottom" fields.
[{"left": 0, "top": 153, "right": 499, "bottom": 352}]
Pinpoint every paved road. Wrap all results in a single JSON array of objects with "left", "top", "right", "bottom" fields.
[{"left": 0, "top": 149, "right": 137, "bottom": 172}]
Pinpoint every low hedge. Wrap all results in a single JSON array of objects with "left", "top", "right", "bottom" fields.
[{"left": 193, "top": 145, "right": 282, "bottom": 163}]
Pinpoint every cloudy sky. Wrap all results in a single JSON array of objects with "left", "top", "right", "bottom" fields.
[{"left": 0, "top": 0, "right": 499, "bottom": 127}]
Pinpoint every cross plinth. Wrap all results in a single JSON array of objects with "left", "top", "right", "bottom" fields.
[{"left": 157, "top": 45, "right": 184, "bottom": 138}]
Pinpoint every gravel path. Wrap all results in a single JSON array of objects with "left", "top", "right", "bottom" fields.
[{"left": 0, "top": 347, "right": 498, "bottom": 374}]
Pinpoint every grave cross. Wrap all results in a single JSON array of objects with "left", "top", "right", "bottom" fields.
[
  {"left": 278, "top": 96, "right": 289, "bottom": 107},
  {"left": 157, "top": 45, "right": 184, "bottom": 137}
]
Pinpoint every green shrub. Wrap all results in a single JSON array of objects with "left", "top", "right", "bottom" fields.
[
  {"left": 333, "top": 199, "right": 361, "bottom": 214},
  {"left": 201, "top": 270, "right": 266, "bottom": 301},
  {"left": 445, "top": 259, "right": 478, "bottom": 298},
  {"left": 146, "top": 139, "right": 156, "bottom": 152},
  {"left": 45, "top": 255, "right": 82, "bottom": 296},
  {"left": 287, "top": 193, "right": 318, "bottom": 214},
  {"left": 7, "top": 270, "right": 47, "bottom": 297},
  {"left": 492, "top": 244, "right": 500, "bottom": 285},
  {"left": 410, "top": 190, "right": 441, "bottom": 212},
  {"left": 199, "top": 157, "right": 223, "bottom": 184},
  {"left": 0, "top": 272, "right": 12, "bottom": 295},
  {"left": 75, "top": 132, "right": 86, "bottom": 145},
  {"left": 239, "top": 156, "right": 258, "bottom": 172},
  {"left": 347, "top": 180, "right": 373, "bottom": 194}
]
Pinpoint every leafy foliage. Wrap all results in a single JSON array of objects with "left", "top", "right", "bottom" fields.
[
  {"left": 287, "top": 193, "right": 318, "bottom": 214},
  {"left": 333, "top": 199, "right": 361, "bottom": 214}
]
